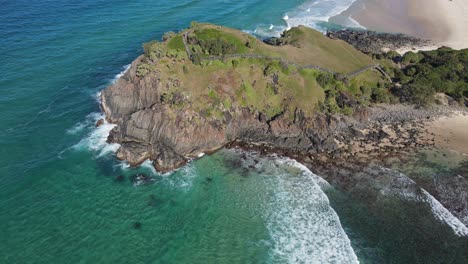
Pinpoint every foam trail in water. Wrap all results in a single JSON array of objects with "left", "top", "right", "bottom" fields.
[
  {"left": 422, "top": 189, "right": 468, "bottom": 237},
  {"left": 164, "top": 163, "right": 197, "bottom": 191},
  {"left": 243, "top": 153, "right": 358, "bottom": 264},
  {"left": 380, "top": 168, "right": 468, "bottom": 237},
  {"left": 66, "top": 122, "right": 86, "bottom": 135}
]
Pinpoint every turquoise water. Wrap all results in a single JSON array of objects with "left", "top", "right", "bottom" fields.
[{"left": 1, "top": 1, "right": 468, "bottom": 263}]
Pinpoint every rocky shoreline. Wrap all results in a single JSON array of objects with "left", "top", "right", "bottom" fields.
[
  {"left": 100, "top": 57, "right": 457, "bottom": 173},
  {"left": 99, "top": 26, "right": 468, "bottom": 228},
  {"left": 326, "top": 29, "right": 435, "bottom": 55}
]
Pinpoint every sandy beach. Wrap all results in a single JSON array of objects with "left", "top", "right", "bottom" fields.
[
  {"left": 331, "top": 0, "right": 468, "bottom": 50},
  {"left": 428, "top": 112, "right": 468, "bottom": 156}
]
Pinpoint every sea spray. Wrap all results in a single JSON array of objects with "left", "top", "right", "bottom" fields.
[
  {"left": 230, "top": 149, "right": 359, "bottom": 263},
  {"left": 72, "top": 112, "right": 119, "bottom": 157}
]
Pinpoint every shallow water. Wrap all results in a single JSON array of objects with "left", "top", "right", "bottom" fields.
[{"left": 1, "top": 0, "right": 468, "bottom": 263}]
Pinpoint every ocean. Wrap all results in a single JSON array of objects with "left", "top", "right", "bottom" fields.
[{"left": 1, "top": 0, "right": 467, "bottom": 263}]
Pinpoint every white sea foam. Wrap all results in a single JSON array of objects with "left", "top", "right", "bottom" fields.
[
  {"left": 140, "top": 159, "right": 157, "bottom": 175},
  {"left": 250, "top": 0, "right": 360, "bottom": 38},
  {"left": 72, "top": 112, "right": 119, "bottom": 156},
  {"left": 164, "top": 163, "right": 197, "bottom": 191},
  {"left": 71, "top": 63, "right": 133, "bottom": 156},
  {"left": 112, "top": 64, "right": 131, "bottom": 84},
  {"left": 66, "top": 122, "right": 86, "bottom": 135},
  {"left": 380, "top": 168, "right": 468, "bottom": 237},
  {"left": 421, "top": 188, "right": 468, "bottom": 237},
  {"left": 269, "top": 158, "right": 358, "bottom": 263},
  {"left": 239, "top": 153, "right": 358, "bottom": 264}
]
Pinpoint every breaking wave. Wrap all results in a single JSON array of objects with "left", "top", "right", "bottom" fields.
[
  {"left": 72, "top": 112, "right": 119, "bottom": 157},
  {"left": 250, "top": 0, "right": 361, "bottom": 38},
  {"left": 234, "top": 151, "right": 359, "bottom": 264},
  {"left": 380, "top": 169, "right": 468, "bottom": 237}
]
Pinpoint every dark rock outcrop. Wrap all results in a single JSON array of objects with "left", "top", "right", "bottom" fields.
[
  {"left": 101, "top": 57, "right": 367, "bottom": 172},
  {"left": 326, "top": 30, "right": 432, "bottom": 54},
  {"left": 101, "top": 56, "right": 446, "bottom": 173}
]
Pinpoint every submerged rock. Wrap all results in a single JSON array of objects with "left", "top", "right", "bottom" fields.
[
  {"left": 95, "top": 118, "right": 104, "bottom": 127},
  {"left": 114, "top": 175, "right": 125, "bottom": 183},
  {"left": 129, "top": 173, "right": 153, "bottom": 186},
  {"left": 133, "top": 222, "right": 142, "bottom": 229}
]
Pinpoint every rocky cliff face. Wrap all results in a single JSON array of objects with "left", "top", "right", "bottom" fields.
[{"left": 101, "top": 56, "right": 368, "bottom": 172}]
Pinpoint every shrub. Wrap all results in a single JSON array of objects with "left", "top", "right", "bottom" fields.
[
  {"left": 197, "top": 38, "right": 237, "bottom": 56},
  {"left": 399, "top": 83, "right": 435, "bottom": 105},
  {"left": 385, "top": 51, "right": 401, "bottom": 62},
  {"left": 191, "top": 53, "right": 202, "bottom": 65},
  {"left": 402, "top": 51, "right": 423, "bottom": 64},
  {"left": 316, "top": 73, "right": 333, "bottom": 88},
  {"left": 371, "top": 87, "right": 390, "bottom": 103},
  {"left": 136, "top": 63, "right": 152, "bottom": 77},
  {"left": 162, "top": 31, "right": 176, "bottom": 41}
]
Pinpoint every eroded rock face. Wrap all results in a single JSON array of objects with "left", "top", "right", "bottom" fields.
[
  {"left": 101, "top": 56, "right": 447, "bottom": 173},
  {"left": 101, "top": 57, "right": 362, "bottom": 172}
]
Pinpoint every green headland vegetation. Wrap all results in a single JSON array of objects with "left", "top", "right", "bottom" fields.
[
  {"left": 135, "top": 22, "right": 467, "bottom": 122},
  {"left": 376, "top": 48, "right": 468, "bottom": 105}
]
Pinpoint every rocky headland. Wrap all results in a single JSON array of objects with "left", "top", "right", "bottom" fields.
[{"left": 101, "top": 23, "right": 468, "bottom": 226}]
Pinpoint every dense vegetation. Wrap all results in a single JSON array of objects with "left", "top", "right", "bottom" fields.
[
  {"left": 135, "top": 24, "right": 392, "bottom": 119},
  {"left": 377, "top": 48, "right": 468, "bottom": 106},
  {"left": 135, "top": 23, "right": 466, "bottom": 124}
]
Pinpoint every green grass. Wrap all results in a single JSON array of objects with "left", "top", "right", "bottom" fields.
[
  {"left": 137, "top": 23, "right": 387, "bottom": 121},
  {"left": 193, "top": 28, "right": 249, "bottom": 54},
  {"left": 167, "top": 35, "right": 185, "bottom": 51}
]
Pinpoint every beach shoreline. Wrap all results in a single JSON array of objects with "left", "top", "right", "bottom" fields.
[{"left": 330, "top": 0, "right": 468, "bottom": 50}]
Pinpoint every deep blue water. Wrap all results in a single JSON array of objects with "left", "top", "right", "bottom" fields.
[{"left": 1, "top": 1, "right": 468, "bottom": 263}]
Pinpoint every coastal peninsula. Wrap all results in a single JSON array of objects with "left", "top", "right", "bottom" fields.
[{"left": 101, "top": 23, "right": 468, "bottom": 229}]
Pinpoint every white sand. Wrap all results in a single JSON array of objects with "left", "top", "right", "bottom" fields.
[
  {"left": 428, "top": 112, "right": 468, "bottom": 155},
  {"left": 331, "top": 0, "right": 468, "bottom": 50}
]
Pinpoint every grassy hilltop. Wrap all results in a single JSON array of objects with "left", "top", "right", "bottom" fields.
[{"left": 135, "top": 23, "right": 390, "bottom": 120}]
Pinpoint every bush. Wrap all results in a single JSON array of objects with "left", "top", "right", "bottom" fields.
[
  {"left": 402, "top": 51, "right": 423, "bottom": 64},
  {"left": 371, "top": 87, "right": 390, "bottom": 103},
  {"left": 197, "top": 38, "right": 237, "bottom": 56},
  {"left": 191, "top": 53, "right": 202, "bottom": 65},
  {"left": 385, "top": 51, "right": 401, "bottom": 62},
  {"left": 162, "top": 31, "right": 176, "bottom": 41},
  {"left": 136, "top": 63, "right": 153, "bottom": 77},
  {"left": 400, "top": 83, "right": 435, "bottom": 105},
  {"left": 316, "top": 73, "right": 333, "bottom": 88},
  {"left": 143, "top": 41, "right": 165, "bottom": 61}
]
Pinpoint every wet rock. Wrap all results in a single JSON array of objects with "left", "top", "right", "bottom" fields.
[
  {"left": 114, "top": 175, "right": 125, "bottom": 183},
  {"left": 326, "top": 29, "right": 431, "bottom": 55},
  {"left": 130, "top": 173, "right": 153, "bottom": 186},
  {"left": 95, "top": 119, "right": 104, "bottom": 127}
]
